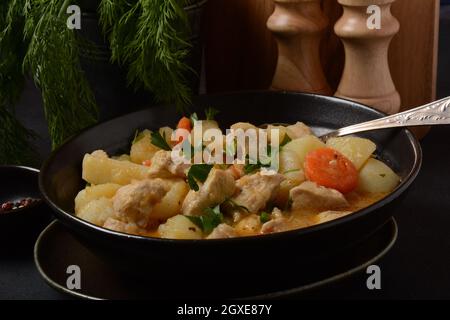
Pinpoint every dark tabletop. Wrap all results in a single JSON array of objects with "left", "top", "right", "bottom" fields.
[{"left": 1, "top": 6, "right": 449, "bottom": 301}]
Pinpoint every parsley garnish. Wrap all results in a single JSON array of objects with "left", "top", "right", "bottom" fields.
[
  {"left": 260, "top": 212, "right": 271, "bottom": 223},
  {"left": 223, "top": 199, "right": 249, "bottom": 213},
  {"left": 244, "top": 163, "right": 263, "bottom": 174},
  {"left": 283, "top": 168, "right": 301, "bottom": 174},
  {"left": 280, "top": 134, "right": 292, "bottom": 147},
  {"left": 132, "top": 129, "right": 146, "bottom": 144},
  {"left": 187, "top": 164, "right": 214, "bottom": 191},
  {"left": 185, "top": 205, "right": 223, "bottom": 234},
  {"left": 151, "top": 131, "right": 172, "bottom": 151}
]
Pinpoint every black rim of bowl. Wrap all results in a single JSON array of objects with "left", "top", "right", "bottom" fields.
[
  {"left": 38, "top": 91, "right": 423, "bottom": 245},
  {"left": 34, "top": 218, "right": 398, "bottom": 300}
]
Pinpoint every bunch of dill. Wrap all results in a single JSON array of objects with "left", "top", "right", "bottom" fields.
[
  {"left": 99, "top": 0, "right": 193, "bottom": 109},
  {"left": 0, "top": 0, "right": 194, "bottom": 164},
  {"left": 23, "top": 0, "right": 99, "bottom": 148},
  {"left": 0, "top": 0, "right": 37, "bottom": 165}
]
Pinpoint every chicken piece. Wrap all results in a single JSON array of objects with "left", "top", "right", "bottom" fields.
[
  {"left": 313, "top": 210, "right": 352, "bottom": 224},
  {"left": 261, "top": 219, "right": 290, "bottom": 234},
  {"left": 112, "top": 178, "right": 170, "bottom": 228},
  {"left": 232, "top": 211, "right": 244, "bottom": 223},
  {"left": 260, "top": 208, "right": 290, "bottom": 234},
  {"left": 207, "top": 224, "right": 238, "bottom": 239},
  {"left": 286, "top": 122, "right": 312, "bottom": 139},
  {"left": 103, "top": 218, "right": 144, "bottom": 235},
  {"left": 182, "top": 168, "right": 235, "bottom": 216},
  {"left": 271, "top": 207, "right": 284, "bottom": 219},
  {"left": 290, "top": 181, "right": 349, "bottom": 211},
  {"left": 231, "top": 172, "right": 285, "bottom": 214},
  {"left": 235, "top": 214, "right": 261, "bottom": 236},
  {"left": 147, "top": 150, "right": 191, "bottom": 179},
  {"left": 226, "top": 164, "right": 245, "bottom": 180}
]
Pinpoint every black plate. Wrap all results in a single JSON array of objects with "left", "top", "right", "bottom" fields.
[
  {"left": 0, "top": 166, "right": 51, "bottom": 248},
  {"left": 39, "top": 91, "right": 421, "bottom": 274},
  {"left": 34, "top": 218, "right": 397, "bottom": 299}
]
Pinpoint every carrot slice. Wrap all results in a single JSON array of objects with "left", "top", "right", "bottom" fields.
[
  {"left": 304, "top": 147, "right": 358, "bottom": 194},
  {"left": 177, "top": 116, "right": 192, "bottom": 132},
  {"left": 142, "top": 159, "right": 152, "bottom": 167},
  {"left": 176, "top": 116, "right": 192, "bottom": 143}
]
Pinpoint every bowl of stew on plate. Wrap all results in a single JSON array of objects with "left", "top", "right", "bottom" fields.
[{"left": 39, "top": 91, "right": 421, "bottom": 271}]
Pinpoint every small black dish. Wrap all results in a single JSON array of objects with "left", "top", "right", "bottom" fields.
[
  {"left": 34, "top": 218, "right": 397, "bottom": 299},
  {"left": 0, "top": 166, "right": 51, "bottom": 249}
]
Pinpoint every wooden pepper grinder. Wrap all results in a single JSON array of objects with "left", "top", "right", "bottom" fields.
[
  {"left": 267, "top": 0, "right": 331, "bottom": 94},
  {"left": 334, "top": 0, "right": 401, "bottom": 114}
]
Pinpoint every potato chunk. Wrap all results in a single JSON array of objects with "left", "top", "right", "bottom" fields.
[
  {"left": 130, "top": 129, "right": 160, "bottom": 164},
  {"left": 76, "top": 198, "right": 115, "bottom": 226},
  {"left": 283, "top": 135, "right": 325, "bottom": 168},
  {"left": 276, "top": 149, "right": 306, "bottom": 207},
  {"left": 358, "top": 158, "right": 400, "bottom": 193},
  {"left": 266, "top": 125, "right": 289, "bottom": 144},
  {"left": 326, "top": 137, "right": 376, "bottom": 170},
  {"left": 75, "top": 183, "right": 121, "bottom": 213},
  {"left": 152, "top": 180, "right": 189, "bottom": 220},
  {"left": 158, "top": 215, "right": 203, "bottom": 239},
  {"left": 279, "top": 149, "right": 301, "bottom": 175},
  {"left": 82, "top": 152, "right": 150, "bottom": 185}
]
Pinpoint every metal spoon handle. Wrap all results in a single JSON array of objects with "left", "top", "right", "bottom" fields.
[{"left": 324, "top": 96, "right": 450, "bottom": 139}]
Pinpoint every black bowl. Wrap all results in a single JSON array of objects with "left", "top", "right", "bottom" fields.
[
  {"left": 0, "top": 166, "right": 51, "bottom": 248},
  {"left": 39, "top": 91, "right": 422, "bottom": 275}
]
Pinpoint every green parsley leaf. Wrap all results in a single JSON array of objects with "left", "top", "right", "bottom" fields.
[
  {"left": 283, "top": 168, "right": 301, "bottom": 174},
  {"left": 243, "top": 163, "right": 261, "bottom": 175},
  {"left": 187, "top": 164, "right": 214, "bottom": 191},
  {"left": 132, "top": 129, "right": 146, "bottom": 145},
  {"left": 260, "top": 212, "right": 271, "bottom": 223},
  {"left": 151, "top": 131, "right": 172, "bottom": 151},
  {"left": 185, "top": 215, "right": 203, "bottom": 230},
  {"left": 280, "top": 134, "right": 292, "bottom": 147},
  {"left": 243, "top": 161, "right": 272, "bottom": 175},
  {"left": 185, "top": 204, "right": 223, "bottom": 234},
  {"left": 223, "top": 199, "right": 249, "bottom": 213},
  {"left": 202, "top": 205, "right": 224, "bottom": 234}
]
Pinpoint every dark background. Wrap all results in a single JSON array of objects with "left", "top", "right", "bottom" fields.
[{"left": 1, "top": 5, "right": 449, "bottom": 299}]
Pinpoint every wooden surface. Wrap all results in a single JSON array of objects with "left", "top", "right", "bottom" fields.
[
  {"left": 204, "top": 0, "right": 277, "bottom": 92},
  {"left": 204, "top": 0, "right": 440, "bottom": 112}
]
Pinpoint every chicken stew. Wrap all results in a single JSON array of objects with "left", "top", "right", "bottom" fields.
[{"left": 75, "top": 111, "right": 400, "bottom": 239}]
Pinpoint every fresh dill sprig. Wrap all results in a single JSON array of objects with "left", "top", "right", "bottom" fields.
[
  {"left": 99, "top": 0, "right": 194, "bottom": 110},
  {"left": 0, "top": 0, "right": 38, "bottom": 165},
  {"left": 1, "top": 0, "right": 196, "bottom": 163},
  {"left": 23, "top": 0, "right": 98, "bottom": 148},
  {"left": 1, "top": 0, "right": 28, "bottom": 107}
]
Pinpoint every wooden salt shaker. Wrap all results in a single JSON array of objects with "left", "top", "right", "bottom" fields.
[
  {"left": 267, "top": 0, "right": 331, "bottom": 94},
  {"left": 334, "top": 0, "right": 401, "bottom": 114}
]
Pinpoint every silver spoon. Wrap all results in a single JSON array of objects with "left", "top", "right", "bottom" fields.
[{"left": 319, "top": 96, "right": 450, "bottom": 141}]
